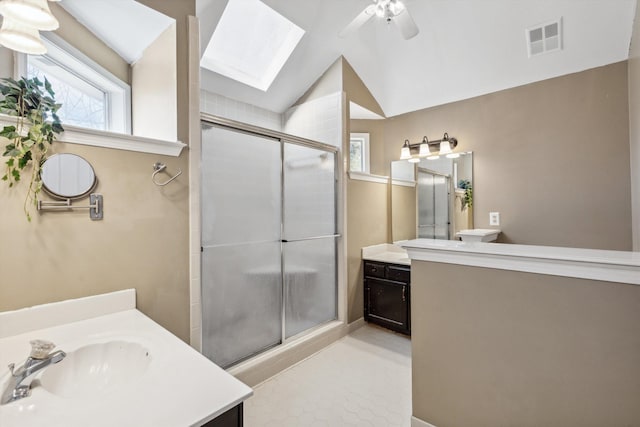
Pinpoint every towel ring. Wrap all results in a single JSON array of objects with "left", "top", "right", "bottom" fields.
[{"left": 152, "top": 162, "right": 182, "bottom": 186}]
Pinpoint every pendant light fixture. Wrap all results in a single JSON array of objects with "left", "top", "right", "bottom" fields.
[
  {"left": 0, "top": 14, "right": 46, "bottom": 54},
  {"left": 0, "top": 0, "right": 59, "bottom": 31}
]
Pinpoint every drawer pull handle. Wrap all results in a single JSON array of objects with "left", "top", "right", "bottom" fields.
[{"left": 402, "top": 286, "right": 406, "bottom": 302}]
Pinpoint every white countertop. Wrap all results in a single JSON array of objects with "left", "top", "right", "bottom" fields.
[
  {"left": 362, "top": 243, "right": 411, "bottom": 266},
  {"left": 0, "top": 291, "right": 252, "bottom": 427},
  {"left": 400, "top": 239, "right": 640, "bottom": 285}
]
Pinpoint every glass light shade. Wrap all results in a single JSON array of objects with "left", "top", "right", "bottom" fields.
[
  {"left": 389, "top": 0, "right": 405, "bottom": 16},
  {"left": 0, "top": 16, "right": 46, "bottom": 54},
  {"left": 439, "top": 140, "right": 453, "bottom": 155},
  {"left": 426, "top": 154, "right": 440, "bottom": 160},
  {"left": 0, "top": 0, "right": 59, "bottom": 31},
  {"left": 418, "top": 143, "right": 430, "bottom": 157},
  {"left": 446, "top": 153, "right": 460, "bottom": 159},
  {"left": 408, "top": 157, "right": 420, "bottom": 163},
  {"left": 400, "top": 139, "right": 412, "bottom": 160}
]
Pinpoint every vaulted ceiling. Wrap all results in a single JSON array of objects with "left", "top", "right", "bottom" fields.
[
  {"left": 197, "top": 0, "right": 637, "bottom": 117},
  {"left": 60, "top": 0, "right": 638, "bottom": 118}
]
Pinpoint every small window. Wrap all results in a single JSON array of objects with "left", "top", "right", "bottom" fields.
[
  {"left": 349, "top": 133, "right": 370, "bottom": 174},
  {"left": 20, "top": 35, "right": 131, "bottom": 133}
]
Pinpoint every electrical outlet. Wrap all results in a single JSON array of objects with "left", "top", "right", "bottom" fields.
[{"left": 489, "top": 212, "right": 500, "bottom": 226}]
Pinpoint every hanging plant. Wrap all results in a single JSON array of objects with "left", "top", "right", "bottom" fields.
[
  {"left": 0, "top": 76, "right": 64, "bottom": 221},
  {"left": 457, "top": 179, "right": 473, "bottom": 211}
]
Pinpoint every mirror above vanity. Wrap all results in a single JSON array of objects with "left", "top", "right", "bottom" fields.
[{"left": 390, "top": 152, "right": 473, "bottom": 242}]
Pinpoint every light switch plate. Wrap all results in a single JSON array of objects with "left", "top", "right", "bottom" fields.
[{"left": 489, "top": 212, "right": 500, "bottom": 226}]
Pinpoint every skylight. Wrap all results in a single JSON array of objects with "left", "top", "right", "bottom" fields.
[{"left": 201, "top": 0, "right": 305, "bottom": 91}]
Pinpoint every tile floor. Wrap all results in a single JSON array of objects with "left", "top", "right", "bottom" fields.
[{"left": 244, "top": 324, "right": 412, "bottom": 427}]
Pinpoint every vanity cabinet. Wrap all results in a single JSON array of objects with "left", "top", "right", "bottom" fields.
[
  {"left": 363, "top": 260, "right": 411, "bottom": 335},
  {"left": 202, "top": 403, "right": 243, "bottom": 427}
]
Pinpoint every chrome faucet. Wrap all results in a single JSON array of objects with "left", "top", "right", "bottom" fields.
[{"left": 1, "top": 340, "right": 66, "bottom": 405}]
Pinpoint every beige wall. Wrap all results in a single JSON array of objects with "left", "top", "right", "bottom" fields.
[
  {"left": 0, "top": 47, "right": 11, "bottom": 77},
  {"left": 343, "top": 59, "right": 385, "bottom": 118},
  {"left": 629, "top": 4, "right": 640, "bottom": 251},
  {"left": 411, "top": 261, "right": 640, "bottom": 427},
  {"left": 138, "top": 0, "right": 195, "bottom": 144},
  {"left": 345, "top": 180, "right": 389, "bottom": 322},
  {"left": 0, "top": 0, "right": 195, "bottom": 342},
  {"left": 132, "top": 23, "right": 178, "bottom": 141},
  {"left": 381, "top": 63, "right": 632, "bottom": 250},
  {"left": 345, "top": 65, "right": 390, "bottom": 322},
  {"left": 0, "top": 143, "right": 190, "bottom": 340},
  {"left": 390, "top": 184, "right": 415, "bottom": 242}
]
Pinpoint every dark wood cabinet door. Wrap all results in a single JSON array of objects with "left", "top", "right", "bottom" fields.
[
  {"left": 365, "top": 278, "right": 409, "bottom": 333},
  {"left": 201, "top": 403, "right": 243, "bottom": 427}
]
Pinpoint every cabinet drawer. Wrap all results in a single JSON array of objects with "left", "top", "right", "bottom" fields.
[
  {"left": 386, "top": 266, "right": 410, "bottom": 283},
  {"left": 364, "top": 261, "right": 386, "bottom": 279}
]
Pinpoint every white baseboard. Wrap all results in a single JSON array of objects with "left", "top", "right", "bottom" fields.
[
  {"left": 412, "top": 416, "right": 438, "bottom": 427},
  {"left": 347, "top": 316, "right": 365, "bottom": 333}
]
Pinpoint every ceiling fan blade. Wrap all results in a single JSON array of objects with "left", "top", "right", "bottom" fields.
[
  {"left": 339, "top": 4, "right": 376, "bottom": 38},
  {"left": 395, "top": 8, "right": 419, "bottom": 40}
]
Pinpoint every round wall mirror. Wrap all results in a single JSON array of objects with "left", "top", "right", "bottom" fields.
[{"left": 41, "top": 154, "right": 98, "bottom": 200}]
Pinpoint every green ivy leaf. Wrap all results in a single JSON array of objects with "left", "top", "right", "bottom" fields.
[{"left": 18, "top": 150, "right": 32, "bottom": 168}]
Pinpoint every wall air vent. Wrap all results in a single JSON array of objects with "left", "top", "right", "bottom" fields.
[{"left": 527, "top": 19, "right": 562, "bottom": 57}]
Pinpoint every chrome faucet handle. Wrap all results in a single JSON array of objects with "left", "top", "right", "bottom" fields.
[{"left": 29, "top": 340, "right": 55, "bottom": 359}]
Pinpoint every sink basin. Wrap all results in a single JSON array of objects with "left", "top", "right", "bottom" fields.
[
  {"left": 456, "top": 229, "right": 501, "bottom": 242},
  {"left": 39, "top": 341, "right": 151, "bottom": 398}
]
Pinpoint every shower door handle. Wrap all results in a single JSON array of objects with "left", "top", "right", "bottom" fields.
[{"left": 281, "top": 234, "right": 341, "bottom": 243}]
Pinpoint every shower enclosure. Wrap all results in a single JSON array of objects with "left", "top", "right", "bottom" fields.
[
  {"left": 200, "top": 119, "right": 339, "bottom": 368},
  {"left": 417, "top": 168, "right": 450, "bottom": 239}
]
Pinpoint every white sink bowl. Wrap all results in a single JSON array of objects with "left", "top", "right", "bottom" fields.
[
  {"left": 456, "top": 229, "right": 501, "bottom": 243},
  {"left": 39, "top": 341, "right": 151, "bottom": 398}
]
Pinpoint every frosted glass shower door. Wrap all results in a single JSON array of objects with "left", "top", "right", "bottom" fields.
[
  {"left": 282, "top": 142, "right": 337, "bottom": 339},
  {"left": 201, "top": 124, "right": 283, "bottom": 368},
  {"left": 417, "top": 169, "right": 450, "bottom": 239},
  {"left": 417, "top": 171, "right": 435, "bottom": 238},
  {"left": 433, "top": 175, "right": 450, "bottom": 239}
]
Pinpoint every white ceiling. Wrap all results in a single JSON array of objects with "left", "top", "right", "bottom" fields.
[
  {"left": 197, "top": 0, "right": 637, "bottom": 117},
  {"left": 60, "top": 0, "right": 174, "bottom": 64}
]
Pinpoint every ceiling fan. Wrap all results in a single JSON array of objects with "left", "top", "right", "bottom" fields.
[{"left": 339, "top": 0, "right": 419, "bottom": 40}]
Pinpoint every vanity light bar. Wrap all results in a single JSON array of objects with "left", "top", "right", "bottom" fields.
[{"left": 399, "top": 132, "right": 458, "bottom": 162}]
